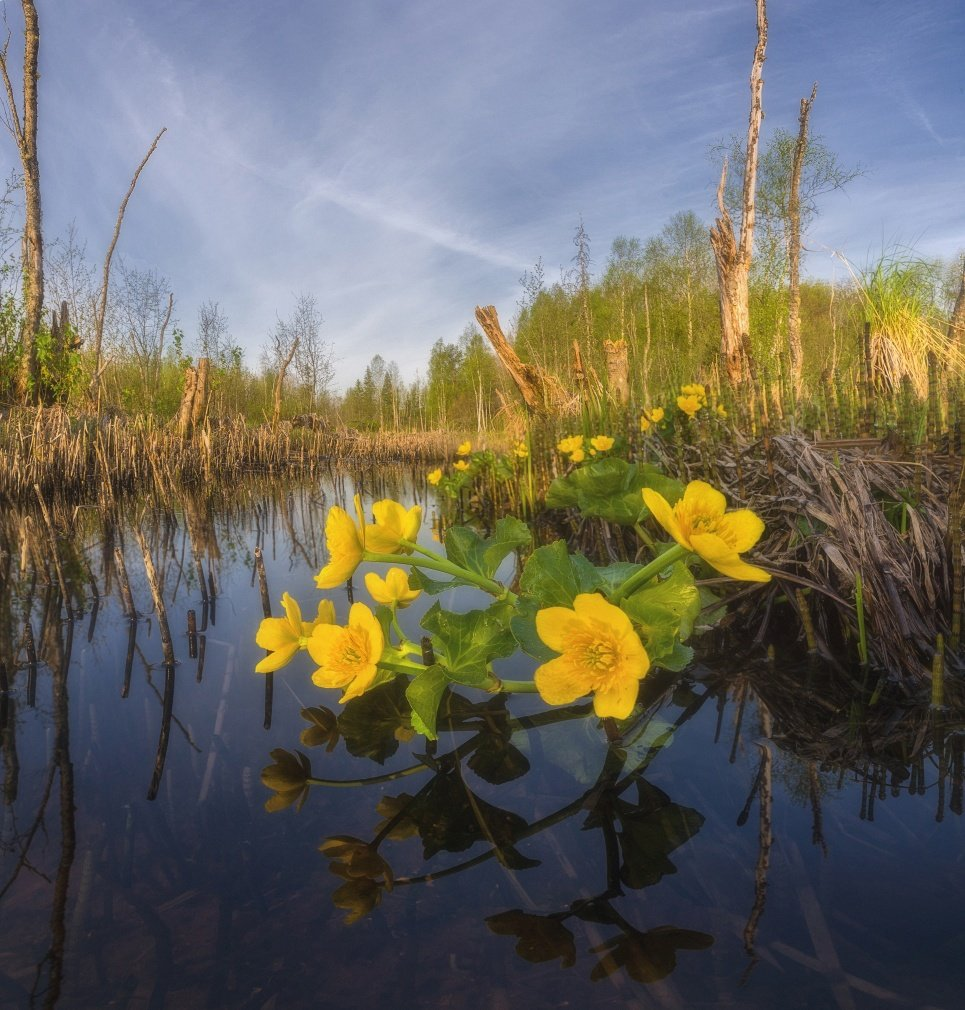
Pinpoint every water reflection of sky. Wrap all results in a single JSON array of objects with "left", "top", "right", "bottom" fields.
[{"left": 1, "top": 475, "right": 964, "bottom": 1008}]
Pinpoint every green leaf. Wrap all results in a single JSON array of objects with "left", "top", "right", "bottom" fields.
[
  {"left": 620, "top": 562, "right": 700, "bottom": 664},
  {"left": 510, "top": 596, "right": 557, "bottom": 662},
  {"left": 518, "top": 540, "right": 581, "bottom": 606},
  {"left": 405, "top": 665, "right": 450, "bottom": 741},
  {"left": 408, "top": 568, "right": 476, "bottom": 595},
  {"left": 545, "top": 459, "right": 683, "bottom": 527},
  {"left": 421, "top": 602, "right": 516, "bottom": 684},
  {"left": 443, "top": 517, "right": 532, "bottom": 581}
]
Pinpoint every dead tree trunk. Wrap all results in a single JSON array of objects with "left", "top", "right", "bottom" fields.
[
  {"left": 0, "top": 1, "right": 43, "bottom": 402},
  {"left": 176, "top": 366, "right": 199, "bottom": 437},
  {"left": 709, "top": 0, "right": 767, "bottom": 387},
  {"left": 272, "top": 338, "right": 299, "bottom": 425},
  {"left": 89, "top": 127, "right": 167, "bottom": 404},
  {"left": 603, "top": 338, "right": 630, "bottom": 404},
  {"left": 474, "top": 305, "right": 569, "bottom": 415},
  {"left": 787, "top": 83, "right": 818, "bottom": 398}
]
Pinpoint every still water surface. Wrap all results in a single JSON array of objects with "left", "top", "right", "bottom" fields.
[{"left": 1, "top": 474, "right": 962, "bottom": 1009}]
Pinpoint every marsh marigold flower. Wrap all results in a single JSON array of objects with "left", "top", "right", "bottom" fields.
[
  {"left": 456, "top": 440, "right": 472, "bottom": 456},
  {"left": 308, "top": 602, "right": 385, "bottom": 702},
  {"left": 569, "top": 447, "right": 586, "bottom": 463},
  {"left": 315, "top": 498, "right": 366, "bottom": 589},
  {"left": 640, "top": 406, "right": 665, "bottom": 432},
  {"left": 513, "top": 441, "right": 529, "bottom": 459},
  {"left": 427, "top": 468, "right": 442, "bottom": 486},
  {"left": 680, "top": 383, "right": 707, "bottom": 405},
  {"left": 453, "top": 459, "right": 470, "bottom": 472},
  {"left": 676, "top": 393, "right": 703, "bottom": 418},
  {"left": 255, "top": 593, "right": 336, "bottom": 673},
  {"left": 716, "top": 404, "right": 728, "bottom": 419},
  {"left": 364, "top": 567, "right": 421, "bottom": 608},
  {"left": 557, "top": 435, "right": 583, "bottom": 455},
  {"left": 534, "top": 593, "right": 650, "bottom": 720},
  {"left": 642, "top": 479, "right": 770, "bottom": 583},
  {"left": 365, "top": 499, "right": 423, "bottom": 554},
  {"left": 590, "top": 435, "right": 615, "bottom": 452}
]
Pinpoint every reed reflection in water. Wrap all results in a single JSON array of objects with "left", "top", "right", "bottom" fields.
[{"left": 0, "top": 472, "right": 963, "bottom": 1008}]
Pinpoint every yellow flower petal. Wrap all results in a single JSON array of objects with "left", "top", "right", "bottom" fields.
[
  {"left": 569, "top": 448, "right": 585, "bottom": 463},
  {"left": 590, "top": 435, "right": 614, "bottom": 452},
  {"left": 427, "top": 468, "right": 443, "bottom": 486},
  {"left": 641, "top": 488, "right": 689, "bottom": 549},
  {"left": 254, "top": 641, "right": 300, "bottom": 674},
  {"left": 535, "top": 606, "right": 588, "bottom": 655},
  {"left": 592, "top": 672, "right": 642, "bottom": 719},
  {"left": 683, "top": 480, "right": 727, "bottom": 519},
  {"left": 534, "top": 655, "right": 594, "bottom": 706},
  {"left": 255, "top": 615, "right": 296, "bottom": 652},
  {"left": 716, "top": 509, "right": 765, "bottom": 553},
  {"left": 315, "top": 506, "right": 364, "bottom": 589},
  {"left": 456, "top": 441, "right": 472, "bottom": 455},
  {"left": 690, "top": 533, "right": 771, "bottom": 582}
]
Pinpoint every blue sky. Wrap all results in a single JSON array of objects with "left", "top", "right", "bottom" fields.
[{"left": 8, "top": 0, "right": 964, "bottom": 387}]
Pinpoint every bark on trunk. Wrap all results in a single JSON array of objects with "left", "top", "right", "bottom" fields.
[
  {"left": 272, "top": 337, "right": 300, "bottom": 425},
  {"left": 0, "top": 2, "right": 43, "bottom": 401},
  {"left": 787, "top": 83, "right": 818, "bottom": 397},
  {"left": 474, "top": 305, "right": 569, "bottom": 415},
  {"left": 603, "top": 338, "right": 630, "bottom": 404},
  {"left": 709, "top": 0, "right": 767, "bottom": 387}
]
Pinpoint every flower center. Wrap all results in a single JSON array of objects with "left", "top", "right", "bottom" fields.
[{"left": 331, "top": 627, "right": 370, "bottom": 674}]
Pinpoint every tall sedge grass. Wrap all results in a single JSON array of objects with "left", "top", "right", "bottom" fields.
[{"left": 844, "top": 249, "right": 965, "bottom": 395}]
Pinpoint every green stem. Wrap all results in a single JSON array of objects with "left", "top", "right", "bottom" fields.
[
  {"left": 484, "top": 676, "right": 540, "bottom": 694},
  {"left": 379, "top": 659, "right": 428, "bottom": 676},
  {"left": 609, "top": 543, "right": 689, "bottom": 604},
  {"left": 368, "top": 545, "right": 517, "bottom": 603}
]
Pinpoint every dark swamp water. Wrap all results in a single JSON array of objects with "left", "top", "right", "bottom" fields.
[{"left": 1, "top": 473, "right": 964, "bottom": 1010}]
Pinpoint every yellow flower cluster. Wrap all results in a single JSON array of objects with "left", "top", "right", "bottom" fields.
[
  {"left": 513, "top": 441, "right": 529, "bottom": 459},
  {"left": 314, "top": 496, "right": 422, "bottom": 590},
  {"left": 676, "top": 382, "right": 707, "bottom": 418},
  {"left": 556, "top": 433, "right": 614, "bottom": 463}
]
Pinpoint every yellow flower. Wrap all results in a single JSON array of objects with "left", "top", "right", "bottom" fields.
[
  {"left": 314, "top": 497, "right": 366, "bottom": 589},
  {"left": 308, "top": 602, "right": 385, "bottom": 702},
  {"left": 569, "top": 447, "right": 586, "bottom": 463},
  {"left": 590, "top": 435, "right": 614, "bottom": 452},
  {"left": 427, "top": 467, "right": 443, "bottom": 486},
  {"left": 557, "top": 435, "right": 583, "bottom": 455},
  {"left": 680, "top": 382, "right": 707, "bottom": 405},
  {"left": 640, "top": 407, "right": 665, "bottom": 432},
  {"left": 641, "top": 480, "right": 770, "bottom": 583},
  {"left": 255, "top": 593, "right": 336, "bottom": 673},
  {"left": 513, "top": 441, "right": 529, "bottom": 459},
  {"left": 650, "top": 406, "right": 665, "bottom": 423},
  {"left": 453, "top": 459, "right": 470, "bottom": 472},
  {"left": 534, "top": 593, "right": 650, "bottom": 719},
  {"left": 676, "top": 393, "right": 703, "bottom": 418},
  {"left": 716, "top": 404, "right": 728, "bottom": 419},
  {"left": 364, "top": 567, "right": 421, "bottom": 608},
  {"left": 365, "top": 499, "right": 423, "bottom": 555},
  {"left": 456, "top": 440, "right": 472, "bottom": 456}
]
